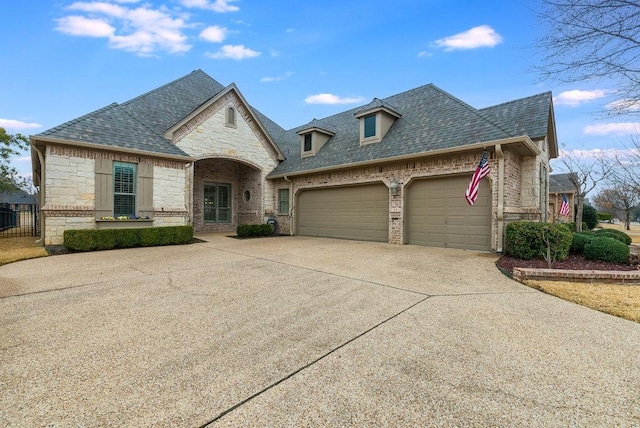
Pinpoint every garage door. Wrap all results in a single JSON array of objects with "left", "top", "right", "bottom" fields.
[
  {"left": 296, "top": 184, "right": 388, "bottom": 242},
  {"left": 406, "top": 175, "right": 491, "bottom": 251}
]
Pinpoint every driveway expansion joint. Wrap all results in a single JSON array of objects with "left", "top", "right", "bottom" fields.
[{"left": 198, "top": 295, "right": 432, "bottom": 427}]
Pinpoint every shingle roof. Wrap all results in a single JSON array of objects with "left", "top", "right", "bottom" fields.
[
  {"left": 297, "top": 118, "right": 337, "bottom": 135},
  {"left": 354, "top": 98, "right": 402, "bottom": 118},
  {"left": 550, "top": 173, "right": 577, "bottom": 193},
  {"left": 0, "top": 188, "right": 37, "bottom": 205},
  {"left": 35, "top": 70, "right": 229, "bottom": 158},
  {"left": 269, "top": 84, "right": 551, "bottom": 177},
  {"left": 478, "top": 92, "right": 552, "bottom": 139}
]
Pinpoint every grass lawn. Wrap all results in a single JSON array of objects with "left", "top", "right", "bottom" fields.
[
  {"left": 0, "top": 237, "right": 48, "bottom": 266},
  {"left": 525, "top": 280, "right": 640, "bottom": 323}
]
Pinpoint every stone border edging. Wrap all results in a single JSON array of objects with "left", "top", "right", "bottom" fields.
[{"left": 513, "top": 267, "right": 640, "bottom": 284}]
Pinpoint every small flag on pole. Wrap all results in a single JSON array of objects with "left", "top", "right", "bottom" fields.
[
  {"left": 559, "top": 193, "right": 570, "bottom": 217},
  {"left": 465, "top": 149, "right": 491, "bottom": 206}
]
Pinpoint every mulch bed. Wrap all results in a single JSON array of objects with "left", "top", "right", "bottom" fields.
[{"left": 497, "top": 253, "right": 639, "bottom": 275}]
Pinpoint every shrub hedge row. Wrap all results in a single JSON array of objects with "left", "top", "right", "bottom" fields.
[
  {"left": 505, "top": 221, "right": 572, "bottom": 261},
  {"left": 236, "top": 223, "right": 274, "bottom": 238},
  {"left": 63, "top": 226, "right": 193, "bottom": 252}
]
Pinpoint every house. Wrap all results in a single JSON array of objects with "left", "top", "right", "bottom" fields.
[
  {"left": 0, "top": 188, "right": 37, "bottom": 211},
  {"left": 31, "top": 70, "right": 558, "bottom": 251},
  {"left": 549, "top": 173, "right": 577, "bottom": 222}
]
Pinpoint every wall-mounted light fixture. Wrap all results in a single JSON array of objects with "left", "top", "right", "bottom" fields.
[{"left": 389, "top": 178, "right": 399, "bottom": 196}]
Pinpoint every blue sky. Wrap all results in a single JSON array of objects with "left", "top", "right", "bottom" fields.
[{"left": 2, "top": 0, "right": 638, "bottom": 178}]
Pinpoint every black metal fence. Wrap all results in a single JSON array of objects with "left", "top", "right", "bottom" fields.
[{"left": 0, "top": 203, "right": 39, "bottom": 238}]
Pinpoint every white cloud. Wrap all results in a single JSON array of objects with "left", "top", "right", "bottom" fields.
[
  {"left": 554, "top": 89, "right": 607, "bottom": 107},
  {"left": 0, "top": 119, "right": 42, "bottom": 130},
  {"left": 558, "top": 148, "right": 635, "bottom": 161},
  {"left": 304, "top": 94, "right": 366, "bottom": 105},
  {"left": 418, "top": 51, "right": 432, "bottom": 58},
  {"left": 56, "top": 2, "right": 191, "bottom": 55},
  {"left": 260, "top": 71, "right": 293, "bottom": 82},
  {"left": 180, "top": 0, "right": 239, "bottom": 12},
  {"left": 206, "top": 44, "right": 261, "bottom": 59},
  {"left": 56, "top": 15, "right": 115, "bottom": 37},
  {"left": 584, "top": 123, "right": 640, "bottom": 136},
  {"left": 605, "top": 99, "right": 640, "bottom": 112},
  {"left": 434, "top": 25, "right": 503, "bottom": 51},
  {"left": 199, "top": 25, "right": 227, "bottom": 42},
  {"left": 285, "top": 28, "right": 294, "bottom": 33},
  {"left": 17, "top": 156, "right": 32, "bottom": 162}
]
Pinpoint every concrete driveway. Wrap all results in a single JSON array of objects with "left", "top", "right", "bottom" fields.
[{"left": 1, "top": 235, "right": 638, "bottom": 426}]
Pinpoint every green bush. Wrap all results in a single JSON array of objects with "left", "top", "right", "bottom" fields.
[
  {"left": 236, "top": 223, "right": 274, "bottom": 238},
  {"left": 505, "top": 221, "right": 572, "bottom": 261},
  {"left": 595, "top": 228, "right": 632, "bottom": 245},
  {"left": 64, "top": 226, "right": 193, "bottom": 252},
  {"left": 597, "top": 212, "right": 613, "bottom": 222},
  {"left": 582, "top": 204, "right": 598, "bottom": 230},
  {"left": 570, "top": 232, "right": 595, "bottom": 254},
  {"left": 583, "top": 237, "right": 630, "bottom": 264}
]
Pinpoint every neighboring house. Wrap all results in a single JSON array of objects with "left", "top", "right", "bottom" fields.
[
  {"left": 0, "top": 188, "right": 37, "bottom": 211},
  {"left": 31, "top": 70, "right": 558, "bottom": 251},
  {"left": 549, "top": 173, "right": 577, "bottom": 222}
]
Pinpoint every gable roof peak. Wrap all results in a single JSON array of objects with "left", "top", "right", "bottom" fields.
[
  {"left": 296, "top": 118, "right": 337, "bottom": 136},
  {"left": 354, "top": 97, "right": 402, "bottom": 118}
]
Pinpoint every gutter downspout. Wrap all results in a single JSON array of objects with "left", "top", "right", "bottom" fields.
[
  {"left": 495, "top": 144, "right": 505, "bottom": 253},
  {"left": 32, "top": 143, "right": 45, "bottom": 244},
  {"left": 284, "top": 175, "right": 294, "bottom": 235}
]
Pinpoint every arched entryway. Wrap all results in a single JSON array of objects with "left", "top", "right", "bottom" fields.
[{"left": 192, "top": 157, "right": 263, "bottom": 233}]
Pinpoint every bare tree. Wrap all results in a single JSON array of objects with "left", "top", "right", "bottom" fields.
[
  {"left": 594, "top": 185, "right": 640, "bottom": 229},
  {"left": 557, "top": 150, "right": 611, "bottom": 230},
  {"left": 536, "top": 0, "right": 640, "bottom": 114},
  {"left": 611, "top": 136, "right": 640, "bottom": 190}
]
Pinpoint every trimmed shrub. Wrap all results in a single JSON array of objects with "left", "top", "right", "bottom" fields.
[
  {"left": 570, "top": 232, "right": 595, "bottom": 254},
  {"left": 505, "top": 221, "right": 572, "bottom": 261},
  {"left": 64, "top": 226, "right": 193, "bottom": 252},
  {"left": 595, "top": 228, "right": 632, "bottom": 245},
  {"left": 582, "top": 204, "right": 598, "bottom": 230},
  {"left": 583, "top": 237, "right": 630, "bottom": 264},
  {"left": 236, "top": 223, "right": 274, "bottom": 238}
]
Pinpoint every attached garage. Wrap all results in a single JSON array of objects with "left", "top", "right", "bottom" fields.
[
  {"left": 405, "top": 175, "right": 491, "bottom": 251},
  {"left": 296, "top": 184, "right": 389, "bottom": 242}
]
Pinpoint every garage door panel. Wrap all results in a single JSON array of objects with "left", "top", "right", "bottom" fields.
[
  {"left": 297, "top": 184, "right": 388, "bottom": 242},
  {"left": 406, "top": 176, "right": 491, "bottom": 251}
]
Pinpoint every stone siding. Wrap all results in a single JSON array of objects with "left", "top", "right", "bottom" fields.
[
  {"left": 175, "top": 91, "right": 278, "bottom": 233},
  {"left": 41, "top": 145, "right": 187, "bottom": 245}
]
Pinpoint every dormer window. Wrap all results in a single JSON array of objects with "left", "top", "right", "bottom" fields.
[
  {"left": 303, "top": 133, "right": 312, "bottom": 152},
  {"left": 297, "top": 119, "right": 336, "bottom": 158},
  {"left": 364, "top": 114, "right": 376, "bottom": 138},
  {"left": 354, "top": 98, "right": 402, "bottom": 146},
  {"left": 225, "top": 105, "right": 236, "bottom": 127}
]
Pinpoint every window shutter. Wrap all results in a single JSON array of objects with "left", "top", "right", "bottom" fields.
[
  {"left": 95, "top": 158, "right": 114, "bottom": 219},
  {"left": 137, "top": 162, "right": 154, "bottom": 218}
]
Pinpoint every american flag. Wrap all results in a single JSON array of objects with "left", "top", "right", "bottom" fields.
[
  {"left": 465, "top": 149, "right": 491, "bottom": 206},
  {"left": 559, "top": 193, "right": 570, "bottom": 217}
]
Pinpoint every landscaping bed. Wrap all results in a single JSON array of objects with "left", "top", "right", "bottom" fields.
[{"left": 497, "top": 253, "right": 639, "bottom": 275}]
